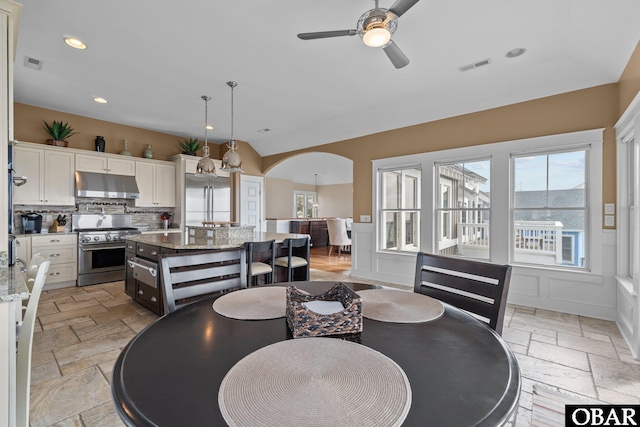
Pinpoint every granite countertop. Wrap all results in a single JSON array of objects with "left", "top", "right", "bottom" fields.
[
  {"left": 0, "top": 265, "right": 29, "bottom": 303},
  {"left": 124, "top": 231, "right": 307, "bottom": 250}
]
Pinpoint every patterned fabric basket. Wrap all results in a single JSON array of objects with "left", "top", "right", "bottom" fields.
[{"left": 286, "top": 283, "right": 363, "bottom": 338}]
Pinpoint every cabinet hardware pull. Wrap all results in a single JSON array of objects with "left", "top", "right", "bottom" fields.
[
  {"left": 50, "top": 239, "right": 60, "bottom": 242},
  {"left": 50, "top": 253, "right": 60, "bottom": 257},
  {"left": 127, "top": 260, "right": 157, "bottom": 276},
  {"left": 49, "top": 272, "right": 60, "bottom": 276},
  {"left": 138, "top": 290, "right": 144, "bottom": 295},
  {"left": 151, "top": 297, "right": 157, "bottom": 302},
  {"left": 151, "top": 251, "right": 157, "bottom": 255}
]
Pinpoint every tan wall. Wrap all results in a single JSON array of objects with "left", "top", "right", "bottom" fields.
[
  {"left": 618, "top": 41, "right": 640, "bottom": 116},
  {"left": 264, "top": 84, "right": 620, "bottom": 227},
  {"left": 318, "top": 184, "right": 353, "bottom": 218},
  {"left": 14, "top": 102, "right": 263, "bottom": 176},
  {"left": 265, "top": 177, "right": 294, "bottom": 218}
]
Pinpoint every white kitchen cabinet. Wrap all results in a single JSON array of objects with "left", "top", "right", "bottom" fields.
[
  {"left": 15, "top": 235, "right": 31, "bottom": 267},
  {"left": 31, "top": 234, "right": 78, "bottom": 286},
  {"left": 135, "top": 161, "right": 176, "bottom": 207},
  {"left": 76, "top": 153, "right": 136, "bottom": 176},
  {"left": 13, "top": 145, "right": 75, "bottom": 205}
]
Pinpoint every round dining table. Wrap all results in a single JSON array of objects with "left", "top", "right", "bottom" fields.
[{"left": 111, "top": 281, "right": 521, "bottom": 426}]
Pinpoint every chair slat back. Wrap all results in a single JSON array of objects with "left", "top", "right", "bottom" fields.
[
  {"left": 160, "top": 249, "right": 246, "bottom": 314},
  {"left": 17, "top": 259, "right": 51, "bottom": 427},
  {"left": 414, "top": 252, "right": 512, "bottom": 335}
]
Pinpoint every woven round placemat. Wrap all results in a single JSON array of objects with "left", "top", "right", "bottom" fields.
[
  {"left": 212, "top": 286, "right": 287, "bottom": 320},
  {"left": 218, "top": 338, "right": 411, "bottom": 427},
  {"left": 358, "top": 289, "right": 444, "bottom": 323}
]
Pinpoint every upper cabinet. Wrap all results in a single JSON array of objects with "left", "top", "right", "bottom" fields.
[
  {"left": 13, "top": 145, "right": 75, "bottom": 205},
  {"left": 135, "top": 161, "right": 176, "bottom": 207},
  {"left": 76, "top": 153, "right": 135, "bottom": 176}
]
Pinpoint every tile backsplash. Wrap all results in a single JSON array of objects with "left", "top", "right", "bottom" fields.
[{"left": 13, "top": 198, "right": 176, "bottom": 233}]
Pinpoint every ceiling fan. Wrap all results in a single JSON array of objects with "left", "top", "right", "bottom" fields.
[{"left": 297, "top": 0, "right": 420, "bottom": 69}]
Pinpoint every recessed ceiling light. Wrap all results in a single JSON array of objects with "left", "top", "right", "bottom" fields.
[
  {"left": 93, "top": 97, "right": 108, "bottom": 104},
  {"left": 64, "top": 37, "right": 87, "bottom": 50},
  {"left": 257, "top": 128, "right": 271, "bottom": 133},
  {"left": 205, "top": 125, "right": 214, "bottom": 130},
  {"left": 505, "top": 48, "right": 526, "bottom": 58}
]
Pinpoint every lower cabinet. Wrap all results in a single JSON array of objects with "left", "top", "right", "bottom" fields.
[
  {"left": 125, "top": 242, "right": 163, "bottom": 315},
  {"left": 31, "top": 234, "right": 77, "bottom": 286}
]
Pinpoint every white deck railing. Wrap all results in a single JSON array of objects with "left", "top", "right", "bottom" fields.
[{"left": 454, "top": 221, "right": 564, "bottom": 263}]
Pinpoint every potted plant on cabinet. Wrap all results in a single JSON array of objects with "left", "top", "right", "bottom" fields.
[
  {"left": 43, "top": 120, "right": 77, "bottom": 147},
  {"left": 178, "top": 137, "right": 202, "bottom": 155}
]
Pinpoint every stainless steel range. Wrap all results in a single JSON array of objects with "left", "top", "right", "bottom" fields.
[{"left": 73, "top": 214, "right": 141, "bottom": 286}]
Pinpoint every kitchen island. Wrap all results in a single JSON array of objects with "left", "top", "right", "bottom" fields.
[{"left": 123, "top": 231, "right": 308, "bottom": 315}]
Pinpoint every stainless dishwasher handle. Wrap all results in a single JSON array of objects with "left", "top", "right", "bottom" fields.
[{"left": 127, "top": 260, "right": 157, "bottom": 276}]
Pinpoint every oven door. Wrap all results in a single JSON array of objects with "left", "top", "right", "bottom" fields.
[{"left": 78, "top": 242, "right": 126, "bottom": 275}]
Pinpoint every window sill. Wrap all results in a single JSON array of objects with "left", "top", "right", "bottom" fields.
[{"left": 615, "top": 276, "right": 637, "bottom": 298}]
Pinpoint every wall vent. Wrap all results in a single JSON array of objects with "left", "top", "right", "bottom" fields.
[
  {"left": 23, "top": 56, "right": 43, "bottom": 71},
  {"left": 458, "top": 58, "right": 492, "bottom": 73}
]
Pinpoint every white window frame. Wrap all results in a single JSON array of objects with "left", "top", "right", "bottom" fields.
[
  {"left": 293, "top": 191, "right": 317, "bottom": 218},
  {"left": 435, "top": 159, "right": 492, "bottom": 260},
  {"left": 371, "top": 129, "right": 602, "bottom": 273},
  {"left": 377, "top": 166, "right": 421, "bottom": 253},
  {"left": 510, "top": 146, "right": 590, "bottom": 270},
  {"left": 615, "top": 97, "right": 640, "bottom": 295}
]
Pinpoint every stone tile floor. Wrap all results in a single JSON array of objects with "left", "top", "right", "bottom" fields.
[{"left": 27, "top": 270, "right": 640, "bottom": 426}]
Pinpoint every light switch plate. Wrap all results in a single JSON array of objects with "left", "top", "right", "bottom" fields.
[
  {"left": 360, "top": 215, "right": 371, "bottom": 223},
  {"left": 604, "top": 203, "right": 615, "bottom": 214},
  {"left": 604, "top": 215, "right": 615, "bottom": 227}
]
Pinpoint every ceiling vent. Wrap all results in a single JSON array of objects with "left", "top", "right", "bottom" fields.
[
  {"left": 23, "top": 56, "right": 43, "bottom": 71},
  {"left": 458, "top": 58, "right": 492, "bottom": 73}
]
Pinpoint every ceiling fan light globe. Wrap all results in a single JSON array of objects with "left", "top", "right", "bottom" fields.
[{"left": 363, "top": 28, "right": 391, "bottom": 47}]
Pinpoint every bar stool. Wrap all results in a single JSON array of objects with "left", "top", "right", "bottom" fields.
[
  {"left": 244, "top": 240, "right": 276, "bottom": 286},
  {"left": 274, "top": 237, "right": 310, "bottom": 282}
]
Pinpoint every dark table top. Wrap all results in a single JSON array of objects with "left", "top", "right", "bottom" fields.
[{"left": 111, "top": 282, "right": 521, "bottom": 426}]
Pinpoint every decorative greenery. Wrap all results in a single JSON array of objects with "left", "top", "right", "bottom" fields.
[
  {"left": 178, "top": 137, "right": 202, "bottom": 154},
  {"left": 42, "top": 120, "right": 77, "bottom": 141}
]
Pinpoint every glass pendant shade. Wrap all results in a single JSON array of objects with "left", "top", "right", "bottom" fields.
[
  {"left": 197, "top": 144, "right": 216, "bottom": 175},
  {"left": 196, "top": 95, "right": 216, "bottom": 176},
  {"left": 219, "top": 81, "right": 243, "bottom": 173}
]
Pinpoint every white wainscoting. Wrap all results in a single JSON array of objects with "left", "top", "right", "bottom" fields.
[{"left": 352, "top": 223, "right": 619, "bottom": 320}]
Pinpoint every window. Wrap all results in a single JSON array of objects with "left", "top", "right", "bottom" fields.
[
  {"left": 294, "top": 191, "right": 317, "bottom": 218},
  {"left": 436, "top": 160, "right": 491, "bottom": 259},
  {"left": 512, "top": 149, "right": 588, "bottom": 268},
  {"left": 379, "top": 167, "right": 421, "bottom": 252}
]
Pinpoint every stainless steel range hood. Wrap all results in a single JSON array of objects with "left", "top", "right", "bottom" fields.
[{"left": 75, "top": 171, "right": 140, "bottom": 199}]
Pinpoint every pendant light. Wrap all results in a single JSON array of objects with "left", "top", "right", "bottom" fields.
[
  {"left": 220, "top": 81, "right": 244, "bottom": 173},
  {"left": 312, "top": 174, "right": 319, "bottom": 209},
  {"left": 196, "top": 95, "right": 216, "bottom": 176}
]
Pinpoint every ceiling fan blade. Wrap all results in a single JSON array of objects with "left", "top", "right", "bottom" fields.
[
  {"left": 388, "top": 0, "right": 420, "bottom": 17},
  {"left": 383, "top": 41, "right": 410, "bottom": 69},
  {"left": 297, "top": 30, "right": 357, "bottom": 40}
]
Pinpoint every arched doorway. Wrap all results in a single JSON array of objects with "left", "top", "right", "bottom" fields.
[{"left": 265, "top": 153, "right": 353, "bottom": 275}]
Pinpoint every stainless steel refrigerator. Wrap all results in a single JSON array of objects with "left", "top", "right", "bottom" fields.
[{"left": 184, "top": 174, "right": 231, "bottom": 226}]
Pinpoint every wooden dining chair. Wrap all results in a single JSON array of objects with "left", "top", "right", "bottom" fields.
[
  {"left": 244, "top": 240, "right": 276, "bottom": 286},
  {"left": 159, "top": 248, "right": 247, "bottom": 314},
  {"left": 16, "top": 259, "right": 51, "bottom": 427},
  {"left": 413, "top": 252, "right": 512, "bottom": 335},
  {"left": 274, "top": 237, "right": 310, "bottom": 282}
]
